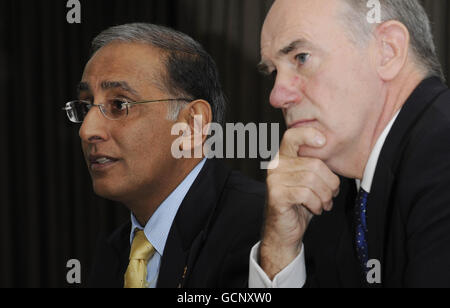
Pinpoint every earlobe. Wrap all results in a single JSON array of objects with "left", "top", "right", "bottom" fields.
[{"left": 375, "top": 21, "right": 410, "bottom": 81}]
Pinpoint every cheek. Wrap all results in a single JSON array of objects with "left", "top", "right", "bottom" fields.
[
  {"left": 122, "top": 122, "right": 176, "bottom": 167},
  {"left": 291, "top": 76, "right": 301, "bottom": 88},
  {"left": 304, "top": 73, "right": 341, "bottom": 131},
  {"left": 304, "top": 72, "right": 367, "bottom": 145}
]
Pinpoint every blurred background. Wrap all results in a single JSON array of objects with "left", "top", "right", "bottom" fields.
[{"left": 0, "top": 0, "right": 448, "bottom": 287}]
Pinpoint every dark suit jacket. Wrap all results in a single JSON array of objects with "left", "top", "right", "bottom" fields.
[
  {"left": 88, "top": 159, "right": 265, "bottom": 288},
  {"left": 304, "top": 77, "right": 450, "bottom": 288}
]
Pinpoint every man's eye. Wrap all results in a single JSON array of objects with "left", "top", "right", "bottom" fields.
[
  {"left": 295, "top": 53, "right": 310, "bottom": 65},
  {"left": 108, "top": 99, "right": 128, "bottom": 114},
  {"left": 112, "top": 100, "right": 127, "bottom": 110}
]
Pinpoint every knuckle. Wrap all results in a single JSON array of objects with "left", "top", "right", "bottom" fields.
[
  {"left": 301, "top": 170, "right": 317, "bottom": 186},
  {"left": 314, "top": 201, "right": 325, "bottom": 214},
  {"left": 267, "top": 186, "right": 286, "bottom": 205},
  {"left": 333, "top": 175, "right": 341, "bottom": 189},
  {"left": 323, "top": 192, "right": 333, "bottom": 204},
  {"left": 325, "top": 187, "right": 333, "bottom": 201},
  {"left": 309, "top": 204, "right": 322, "bottom": 216},
  {"left": 290, "top": 187, "right": 306, "bottom": 204},
  {"left": 295, "top": 187, "right": 308, "bottom": 201},
  {"left": 308, "top": 197, "right": 323, "bottom": 214},
  {"left": 310, "top": 158, "right": 324, "bottom": 172},
  {"left": 300, "top": 188, "right": 318, "bottom": 210}
]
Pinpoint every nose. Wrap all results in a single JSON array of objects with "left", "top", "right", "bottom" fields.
[
  {"left": 79, "top": 106, "right": 109, "bottom": 144},
  {"left": 269, "top": 72, "right": 304, "bottom": 109}
]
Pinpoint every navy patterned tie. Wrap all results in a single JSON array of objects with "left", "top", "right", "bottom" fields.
[{"left": 355, "top": 188, "right": 369, "bottom": 274}]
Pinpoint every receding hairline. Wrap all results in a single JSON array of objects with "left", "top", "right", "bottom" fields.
[
  {"left": 84, "top": 41, "right": 172, "bottom": 96},
  {"left": 87, "top": 22, "right": 227, "bottom": 125},
  {"left": 258, "top": 0, "right": 348, "bottom": 76}
]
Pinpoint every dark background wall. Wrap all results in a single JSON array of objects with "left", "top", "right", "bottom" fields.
[{"left": 0, "top": 0, "right": 448, "bottom": 288}]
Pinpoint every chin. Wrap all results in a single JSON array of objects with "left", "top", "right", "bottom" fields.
[
  {"left": 92, "top": 181, "right": 126, "bottom": 202},
  {"left": 298, "top": 146, "right": 341, "bottom": 173}
]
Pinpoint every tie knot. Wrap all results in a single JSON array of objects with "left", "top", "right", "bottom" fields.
[{"left": 129, "top": 230, "right": 155, "bottom": 261}]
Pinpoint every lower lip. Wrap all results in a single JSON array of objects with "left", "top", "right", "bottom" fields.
[
  {"left": 90, "top": 160, "right": 119, "bottom": 172},
  {"left": 290, "top": 120, "right": 317, "bottom": 129}
]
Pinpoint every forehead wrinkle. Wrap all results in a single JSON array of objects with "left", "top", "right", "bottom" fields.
[
  {"left": 262, "top": 24, "right": 311, "bottom": 54},
  {"left": 263, "top": 0, "right": 348, "bottom": 55}
]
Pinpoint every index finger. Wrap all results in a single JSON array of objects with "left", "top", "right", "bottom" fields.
[{"left": 279, "top": 127, "right": 326, "bottom": 157}]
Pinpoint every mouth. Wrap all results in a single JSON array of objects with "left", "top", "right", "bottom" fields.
[
  {"left": 88, "top": 155, "right": 120, "bottom": 172},
  {"left": 288, "top": 119, "right": 317, "bottom": 129}
]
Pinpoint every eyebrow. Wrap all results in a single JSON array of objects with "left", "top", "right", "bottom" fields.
[
  {"left": 76, "top": 81, "right": 140, "bottom": 97},
  {"left": 256, "top": 61, "right": 271, "bottom": 76},
  {"left": 279, "top": 39, "right": 311, "bottom": 56},
  {"left": 101, "top": 81, "right": 140, "bottom": 97},
  {"left": 77, "top": 82, "right": 90, "bottom": 95},
  {"left": 257, "top": 39, "right": 314, "bottom": 76}
]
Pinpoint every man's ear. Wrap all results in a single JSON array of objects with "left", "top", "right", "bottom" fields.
[
  {"left": 178, "top": 99, "right": 213, "bottom": 151},
  {"left": 374, "top": 20, "right": 410, "bottom": 81}
]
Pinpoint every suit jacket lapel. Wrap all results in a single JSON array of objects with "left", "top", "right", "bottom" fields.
[
  {"left": 366, "top": 77, "right": 447, "bottom": 287},
  {"left": 156, "top": 225, "right": 189, "bottom": 288},
  {"left": 366, "top": 160, "right": 394, "bottom": 288},
  {"left": 102, "top": 221, "right": 131, "bottom": 288},
  {"left": 157, "top": 159, "right": 231, "bottom": 288}
]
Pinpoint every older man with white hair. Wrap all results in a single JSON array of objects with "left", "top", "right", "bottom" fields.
[{"left": 250, "top": 0, "right": 450, "bottom": 288}]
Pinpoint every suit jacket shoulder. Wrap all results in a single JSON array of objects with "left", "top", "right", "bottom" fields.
[{"left": 381, "top": 80, "right": 450, "bottom": 287}]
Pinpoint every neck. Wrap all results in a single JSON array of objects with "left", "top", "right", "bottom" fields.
[
  {"left": 126, "top": 158, "right": 203, "bottom": 227},
  {"left": 355, "top": 69, "right": 425, "bottom": 179},
  {"left": 371, "top": 74, "right": 424, "bottom": 153}
]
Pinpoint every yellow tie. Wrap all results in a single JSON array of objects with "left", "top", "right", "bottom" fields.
[{"left": 124, "top": 230, "right": 156, "bottom": 288}]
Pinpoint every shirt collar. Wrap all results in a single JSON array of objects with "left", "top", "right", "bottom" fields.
[
  {"left": 130, "top": 158, "right": 207, "bottom": 255},
  {"left": 356, "top": 110, "right": 401, "bottom": 193}
]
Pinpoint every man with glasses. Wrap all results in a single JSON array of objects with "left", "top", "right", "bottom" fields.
[{"left": 63, "top": 23, "right": 265, "bottom": 288}]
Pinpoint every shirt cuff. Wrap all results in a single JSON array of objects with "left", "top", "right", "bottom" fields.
[{"left": 248, "top": 242, "right": 306, "bottom": 288}]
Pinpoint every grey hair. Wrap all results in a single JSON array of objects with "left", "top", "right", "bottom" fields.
[
  {"left": 91, "top": 23, "right": 227, "bottom": 125},
  {"left": 341, "top": 0, "right": 444, "bottom": 81}
]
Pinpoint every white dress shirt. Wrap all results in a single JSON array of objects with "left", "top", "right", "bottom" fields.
[
  {"left": 129, "top": 159, "right": 206, "bottom": 288},
  {"left": 249, "top": 112, "right": 401, "bottom": 288}
]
